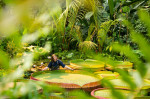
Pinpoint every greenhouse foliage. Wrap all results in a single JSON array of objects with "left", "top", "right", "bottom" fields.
[{"left": 0, "top": 0, "right": 150, "bottom": 99}]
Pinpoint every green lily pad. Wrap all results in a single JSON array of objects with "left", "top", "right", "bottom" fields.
[
  {"left": 94, "top": 89, "right": 130, "bottom": 98},
  {"left": 32, "top": 71, "right": 99, "bottom": 87}
]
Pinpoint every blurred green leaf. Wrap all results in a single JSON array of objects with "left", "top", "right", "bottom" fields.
[
  {"left": 0, "top": 50, "right": 9, "bottom": 69},
  {"left": 130, "top": 31, "right": 150, "bottom": 62},
  {"left": 112, "top": 43, "right": 146, "bottom": 77},
  {"left": 116, "top": 69, "right": 137, "bottom": 90},
  {"left": 138, "top": 9, "right": 150, "bottom": 37},
  {"left": 108, "top": 0, "right": 114, "bottom": 19},
  {"left": 112, "top": 43, "right": 141, "bottom": 66},
  {"left": 122, "top": 6, "right": 130, "bottom": 13},
  {"left": 101, "top": 79, "right": 126, "bottom": 99}
]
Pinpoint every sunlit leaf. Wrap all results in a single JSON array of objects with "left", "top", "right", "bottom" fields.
[
  {"left": 0, "top": 50, "right": 10, "bottom": 69},
  {"left": 85, "top": 12, "right": 94, "bottom": 20},
  {"left": 138, "top": 9, "right": 150, "bottom": 37}
]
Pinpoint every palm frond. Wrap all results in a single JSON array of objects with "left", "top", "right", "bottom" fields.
[
  {"left": 97, "top": 20, "right": 119, "bottom": 46},
  {"left": 79, "top": 41, "right": 97, "bottom": 50}
]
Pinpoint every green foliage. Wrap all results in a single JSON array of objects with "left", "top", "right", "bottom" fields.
[
  {"left": 108, "top": 0, "right": 114, "bottom": 19},
  {"left": 110, "top": 10, "right": 150, "bottom": 98},
  {"left": 55, "top": 50, "right": 74, "bottom": 60},
  {"left": 90, "top": 7, "right": 150, "bottom": 99},
  {"left": 0, "top": 0, "right": 150, "bottom": 99},
  {"left": 0, "top": 50, "right": 10, "bottom": 69},
  {"left": 0, "top": 34, "right": 23, "bottom": 58},
  {"left": 55, "top": 50, "right": 92, "bottom": 60},
  {"left": 134, "top": 20, "right": 147, "bottom": 33},
  {"left": 98, "top": 20, "right": 119, "bottom": 46},
  {"left": 69, "top": 90, "right": 95, "bottom": 99},
  {"left": 0, "top": 80, "right": 67, "bottom": 99}
]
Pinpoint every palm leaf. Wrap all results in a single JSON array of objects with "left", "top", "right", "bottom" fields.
[
  {"left": 108, "top": 0, "right": 114, "bottom": 20},
  {"left": 79, "top": 41, "right": 97, "bottom": 50}
]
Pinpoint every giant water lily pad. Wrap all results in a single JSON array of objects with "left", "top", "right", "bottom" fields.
[
  {"left": 109, "top": 79, "right": 150, "bottom": 89},
  {"left": 91, "top": 88, "right": 131, "bottom": 99},
  {"left": 106, "top": 61, "right": 133, "bottom": 70},
  {"left": 70, "top": 59, "right": 105, "bottom": 70},
  {"left": 109, "top": 79, "right": 129, "bottom": 89},
  {"left": 31, "top": 71, "right": 100, "bottom": 88},
  {"left": 94, "top": 71, "right": 120, "bottom": 79}
]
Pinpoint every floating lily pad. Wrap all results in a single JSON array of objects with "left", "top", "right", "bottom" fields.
[
  {"left": 92, "top": 88, "right": 131, "bottom": 99},
  {"left": 106, "top": 61, "right": 133, "bottom": 70},
  {"left": 31, "top": 71, "right": 100, "bottom": 88},
  {"left": 109, "top": 79, "right": 150, "bottom": 89},
  {"left": 94, "top": 71, "right": 120, "bottom": 79},
  {"left": 70, "top": 59, "right": 105, "bottom": 70}
]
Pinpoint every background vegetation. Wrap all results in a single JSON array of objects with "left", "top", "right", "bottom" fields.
[{"left": 0, "top": 0, "right": 150, "bottom": 99}]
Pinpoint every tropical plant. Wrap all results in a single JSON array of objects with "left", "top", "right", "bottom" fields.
[
  {"left": 0, "top": 0, "right": 150, "bottom": 99},
  {"left": 94, "top": 9, "right": 150, "bottom": 99}
]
